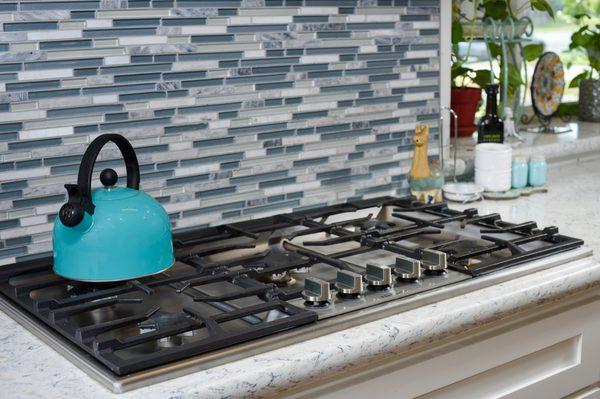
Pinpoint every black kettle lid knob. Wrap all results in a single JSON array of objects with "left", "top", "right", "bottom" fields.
[{"left": 100, "top": 168, "right": 118, "bottom": 187}]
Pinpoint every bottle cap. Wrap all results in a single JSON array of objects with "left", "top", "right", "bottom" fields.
[
  {"left": 485, "top": 84, "right": 499, "bottom": 94},
  {"left": 513, "top": 156, "right": 528, "bottom": 164}
]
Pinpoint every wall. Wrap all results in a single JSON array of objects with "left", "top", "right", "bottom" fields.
[{"left": 0, "top": 0, "right": 440, "bottom": 265}]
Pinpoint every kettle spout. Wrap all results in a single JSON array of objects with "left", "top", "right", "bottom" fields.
[{"left": 58, "top": 184, "right": 93, "bottom": 231}]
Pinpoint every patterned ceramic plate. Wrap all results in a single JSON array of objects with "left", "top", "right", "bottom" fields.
[{"left": 531, "top": 52, "right": 565, "bottom": 117}]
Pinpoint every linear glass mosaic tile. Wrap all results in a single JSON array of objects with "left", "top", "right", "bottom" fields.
[{"left": 0, "top": 0, "right": 440, "bottom": 265}]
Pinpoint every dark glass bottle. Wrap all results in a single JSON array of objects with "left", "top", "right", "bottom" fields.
[{"left": 477, "top": 84, "right": 504, "bottom": 144}]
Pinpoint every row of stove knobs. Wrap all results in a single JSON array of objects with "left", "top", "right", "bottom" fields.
[{"left": 302, "top": 250, "right": 447, "bottom": 307}]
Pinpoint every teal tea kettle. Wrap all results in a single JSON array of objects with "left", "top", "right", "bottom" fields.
[{"left": 53, "top": 134, "right": 174, "bottom": 282}]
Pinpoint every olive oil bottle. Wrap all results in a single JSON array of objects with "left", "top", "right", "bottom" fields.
[{"left": 477, "top": 84, "right": 504, "bottom": 144}]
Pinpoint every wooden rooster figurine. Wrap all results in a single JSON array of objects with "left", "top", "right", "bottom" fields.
[{"left": 408, "top": 123, "right": 443, "bottom": 203}]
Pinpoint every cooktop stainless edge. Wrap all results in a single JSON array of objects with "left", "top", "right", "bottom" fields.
[{"left": 0, "top": 247, "right": 592, "bottom": 394}]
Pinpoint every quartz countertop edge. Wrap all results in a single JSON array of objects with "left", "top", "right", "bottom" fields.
[{"left": 1, "top": 255, "right": 599, "bottom": 399}]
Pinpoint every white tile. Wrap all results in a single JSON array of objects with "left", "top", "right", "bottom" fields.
[
  {"left": 27, "top": 30, "right": 82, "bottom": 40},
  {"left": 251, "top": 16, "right": 292, "bottom": 23},
  {"left": 244, "top": 50, "right": 265, "bottom": 58},
  {"left": 0, "top": 167, "right": 51, "bottom": 181},
  {"left": 0, "top": 110, "right": 45, "bottom": 123},
  {"left": 0, "top": 257, "right": 16, "bottom": 266},
  {"left": 104, "top": 55, "right": 130, "bottom": 65},
  {"left": 174, "top": 163, "right": 219, "bottom": 177},
  {"left": 19, "top": 126, "right": 74, "bottom": 140},
  {"left": 228, "top": 17, "right": 252, "bottom": 24},
  {"left": 20, "top": 215, "right": 48, "bottom": 227},
  {"left": 92, "top": 94, "right": 118, "bottom": 104},
  {"left": 300, "top": 55, "right": 338, "bottom": 64},
  {"left": 299, "top": 7, "right": 338, "bottom": 15},
  {"left": 180, "top": 26, "right": 227, "bottom": 34},
  {"left": 85, "top": 19, "right": 112, "bottom": 28},
  {"left": 18, "top": 69, "right": 72, "bottom": 80},
  {"left": 119, "top": 35, "right": 168, "bottom": 45}
]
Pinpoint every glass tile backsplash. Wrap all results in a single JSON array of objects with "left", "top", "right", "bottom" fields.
[{"left": 0, "top": 0, "right": 440, "bottom": 264}]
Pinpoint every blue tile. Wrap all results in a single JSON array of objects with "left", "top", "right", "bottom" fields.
[
  {"left": 20, "top": 1, "right": 100, "bottom": 10},
  {"left": 195, "top": 186, "right": 236, "bottom": 199},
  {"left": 182, "top": 201, "right": 245, "bottom": 217},
  {"left": 40, "top": 40, "right": 92, "bottom": 50},
  {"left": 83, "top": 28, "right": 157, "bottom": 37},
  {"left": 6, "top": 80, "right": 60, "bottom": 91},
  {"left": 13, "top": 194, "right": 65, "bottom": 209},
  {"left": 4, "top": 22, "right": 58, "bottom": 31},
  {"left": 48, "top": 104, "right": 123, "bottom": 118},
  {"left": 230, "top": 170, "right": 288, "bottom": 185},
  {"left": 25, "top": 58, "right": 103, "bottom": 71},
  {"left": 191, "top": 34, "right": 234, "bottom": 43}
]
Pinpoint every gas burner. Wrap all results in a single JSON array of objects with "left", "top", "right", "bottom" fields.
[
  {"left": 258, "top": 271, "right": 296, "bottom": 287},
  {"left": 66, "top": 281, "right": 122, "bottom": 297},
  {"left": 358, "top": 219, "right": 392, "bottom": 232}
]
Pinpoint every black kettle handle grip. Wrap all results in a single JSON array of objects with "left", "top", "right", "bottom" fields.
[{"left": 78, "top": 134, "right": 140, "bottom": 205}]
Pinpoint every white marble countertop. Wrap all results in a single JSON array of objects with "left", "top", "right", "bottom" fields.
[
  {"left": 453, "top": 155, "right": 600, "bottom": 261},
  {"left": 2, "top": 156, "right": 600, "bottom": 399},
  {"left": 452, "top": 121, "right": 600, "bottom": 177}
]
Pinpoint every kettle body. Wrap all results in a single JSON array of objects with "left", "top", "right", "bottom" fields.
[{"left": 52, "top": 134, "right": 174, "bottom": 282}]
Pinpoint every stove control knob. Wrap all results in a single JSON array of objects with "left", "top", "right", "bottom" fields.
[
  {"left": 421, "top": 249, "right": 447, "bottom": 274},
  {"left": 365, "top": 264, "right": 392, "bottom": 289},
  {"left": 302, "top": 277, "right": 332, "bottom": 307},
  {"left": 394, "top": 255, "right": 421, "bottom": 282},
  {"left": 335, "top": 270, "right": 363, "bottom": 298}
]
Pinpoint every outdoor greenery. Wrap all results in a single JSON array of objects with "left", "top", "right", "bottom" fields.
[
  {"left": 568, "top": 14, "right": 600, "bottom": 87},
  {"left": 451, "top": 0, "right": 554, "bottom": 98}
]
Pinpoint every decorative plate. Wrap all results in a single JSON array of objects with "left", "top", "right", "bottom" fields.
[{"left": 531, "top": 52, "right": 565, "bottom": 117}]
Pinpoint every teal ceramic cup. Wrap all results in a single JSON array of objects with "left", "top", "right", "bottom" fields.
[
  {"left": 528, "top": 155, "right": 547, "bottom": 187},
  {"left": 511, "top": 156, "right": 528, "bottom": 189}
]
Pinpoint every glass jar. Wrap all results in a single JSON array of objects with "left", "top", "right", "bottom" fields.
[
  {"left": 528, "top": 155, "right": 547, "bottom": 186},
  {"left": 511, "top": 156, "right": 528, "bottom": 189}
]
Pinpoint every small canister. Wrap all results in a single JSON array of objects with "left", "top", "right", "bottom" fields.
[
  {"left": 528, "top": 155, "right": 547, "bottom": 186},
  {"left": 512, "top": 156, "right": 528, "bottom": 189}
]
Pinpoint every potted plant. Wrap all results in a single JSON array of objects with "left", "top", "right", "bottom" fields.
[
  {"left": 451, "top": 0, "right": 553, "bottom": 133},
  {"left": 451, "top": 1, "right": 491, "bottom": 137},
  {"left": 568, "top": 14, "right": 600, "bottom": 122},
  {"left": 451, "top": 63, "right": 489, "bottom": 137}
]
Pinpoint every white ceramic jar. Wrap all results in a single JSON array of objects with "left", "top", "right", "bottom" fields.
[
  {"left": 474, "top": 143, "right": 512, "bottom": 171},
  {"left": 475, "top": 143, "right": 512, "bottom": 192}
]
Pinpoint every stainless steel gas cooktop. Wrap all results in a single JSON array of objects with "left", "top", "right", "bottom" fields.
[{"left": 0, "top": 196, "right": 585, "bottom": 392}]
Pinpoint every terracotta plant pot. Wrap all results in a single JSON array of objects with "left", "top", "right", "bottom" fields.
[{"left": 451, "top": 87, "right": 482, "bottom": 137}]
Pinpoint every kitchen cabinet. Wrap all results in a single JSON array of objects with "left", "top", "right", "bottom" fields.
[{"left": 291, "top": 291, "right": 600, "bottom": 399}]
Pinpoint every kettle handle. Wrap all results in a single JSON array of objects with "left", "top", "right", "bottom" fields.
[
  {"left": 58, "top": 134, "right": 140, "bottom": 227},
  {"left": 77, "top": 133, "right": 140, "bottom": 204}
]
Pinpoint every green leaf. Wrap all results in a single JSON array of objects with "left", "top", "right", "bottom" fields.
[
  {"left": 483, "top": 0, "right": 509, "bottom": 20},
  {"left": 487, "top": 43, "right": 503, "bottom": 59},
  {"left": 451, "top": 20, "right": 464, "bottom": 45},
  {"left": 531, "top": 0, "right": 554, "bottom": 19},
  {"left": 556, "top": 102, "right": 579, "bottom": 117},
  {"left": 499, "top": 62, "right": 523, "bottom": 99},
  {"left": 522, "top": 43, "right": 544, "bottom": 61},
  {"left": 573, "top": 13, "right": 590, "bottom": 20},
  {"left": 569, "top": 71, "right": 590, "bottom": 88},
  {"left": 451, "top": 65, "right": 473, "bottom": 86},
  {"left": 472, "top": 69, "right": 493, "bottom": 89}
]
